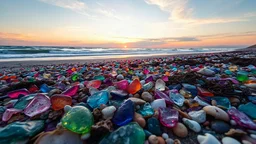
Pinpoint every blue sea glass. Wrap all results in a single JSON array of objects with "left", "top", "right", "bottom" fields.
[{"left": 112, "top": 99, "right": 134, "bottom": 126}]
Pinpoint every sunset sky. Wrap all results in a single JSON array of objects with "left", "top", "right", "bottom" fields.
[{"left": 0, "top": 0, "right": 256, "bottom": 48}]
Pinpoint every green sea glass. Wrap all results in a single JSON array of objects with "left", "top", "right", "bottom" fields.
[
  {"left": 236, "top": 71, "right": 249, "bottom": 82},
  {"left": 211, "top": 96, "right": 231, "bottom": 109},
  {"left": 71, "top": 73, "right": 79, "bottom": 81},
  {"left": 224, "top": 70, "right": 232, "bottom": 75},
  {"left": 94, "top": 75, "right": 105, "bottom": 81},
  {"left": 238, "top": 102, "right": 256, "bottom": 119},
  {"left": 61, "top": 106, "right": 94, "bottom": 134},
  {"left": 0, "top": 120, "right": 44, "bottom": 144},
  {"left": 14, "top": 94, "right": 36, "bottom": 110},
  {"left": 99, "top": 122, "right": 145, "bottom": 144}
]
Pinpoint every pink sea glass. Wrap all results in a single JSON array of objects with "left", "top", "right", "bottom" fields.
[
  {"left": 159, "top": 107, "right": 179, "bottom": 128},
  {"left": 7, "top": 88, "right": 30, "bottom": 99},
  {"left": 143, "top": 69, "right": 150, "bottom": 75},
  {"left": 162, "top": 76, "right": 168, "bottom": 82},
  {"left": 114, "top": 80, "right": 129, "bottom": 90},
  {"left": 62, "top": 85, "right": 79, "bottom": 97},
  {"left": 24, "top": 94, "right": 51, "bottom": 117},
  {"left": 191, "top": 67, "right": 200, "bottom": 72},
  {"left": 86, "top": 80, "right": 102, "bottom": 89},
  {"left": 2, "top": 108, "right": 22, "bottom": 121},
  {"left": 155, "top": 90, "right": 173, "bottom": 105},
  {"left": 228, "top": 107, "right": 256, "bottom": 130}
]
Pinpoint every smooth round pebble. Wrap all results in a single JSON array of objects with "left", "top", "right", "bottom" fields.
[
  {"left": 157, "top": 136, "right": 165, "bottom": 144},
  {"left": 203, "top": 106, "right": 229, "bottom": 121},
  {"left": 162, "top": 133, "right": 169, "bottom": 140},
  {"left": 182, "top": 118, "right": 201, "bottom": 132},
  {"left": 211, "top": 120, "right": 230, "bottom": 134},
  {"left": 166, "top": 138, "right": 174, "bottom": 144},
  {"left": 151, "top": 99, "right": 166, "bottom": 110},
  {"left": 230, "top": 120, "right": 237, "bottom": 126},
  {"left": 116, "top": 74, "right": 124, "bottom": 80},
  {"left": 134, "top": 113, "right": 146, "bottom": 128},
  {"left": 197, "top": 133, "right": 220, "bottom": 144},
  {"left": 148, "top": 135, "right": 158, "bottom": 144},
  {"left": 101, "top": 106, "right": 116, "bottom": 119},
  {"left": 188, "top": 110, "right": 206, "bottom": 123},
  {"left": 251, "top": 134, "right": 256, "bottom": 139},
  {"left": 142, "top": 92, "right": 153, "bottom": 102},
  {"left": 172, "top": 122, "right": 188, "bottom": 138},
  {"left": 222, "top": 137, "right": 241, "bottom": 144}
]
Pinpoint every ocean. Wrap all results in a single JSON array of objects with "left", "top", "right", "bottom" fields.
[{"left": 0, "top": 46, "right": 237, "bottom": 61}]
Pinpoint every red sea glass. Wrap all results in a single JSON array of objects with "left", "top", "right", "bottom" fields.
[
  {"left": 51, "top": 94, "right": 72, "bottom": 110},
  {"left": 127, "top": 79, "right": 142, "bottom": 94},
  {"left": 228, "top": 107, "right": 256, "bottom": 130},
  {"left": 159, "top": 107, "right": 179, "bottom": 128},
  {"left": 7, "top": 88, "right": 30, "bottom": 99},
  {"left": 197, "top": 87, "right": 214, "bottom": 97},
  {"left": 29, "top": 85, "right": 39, "bottom": 93},
  {"left": 86, "top": 80, "right": 102, "bottom": 89},
  {"left": 62, "top": 85, "right": 79, "bottom": 97},
  {"left": 24, "top": 94, "right": 51, "bottom": 117}
]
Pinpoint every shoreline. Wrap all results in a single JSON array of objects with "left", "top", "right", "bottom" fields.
[{"left": 0, "top": 51, "right": 230, "bottom": 68}]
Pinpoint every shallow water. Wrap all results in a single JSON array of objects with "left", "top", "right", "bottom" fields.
[{"left": 0, "top": 46, "right": 236, "bottom": 60}]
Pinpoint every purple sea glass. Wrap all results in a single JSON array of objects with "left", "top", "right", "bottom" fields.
[
  {"left": 220, "top": 78, "right": 239, "bottom": 84},
  {"left": 228, "top": 107, "right": 256, "bottom": 130},
  {"left": 7, "top": 88, "right": 30, "bottom": 99},
  {"left": 62, "top": 85, "right": 79, "bottom": 97},
  {"left": 158, "top": 107, "right": 179, "bottom": 128},
  {"left": 2, "top": 108, "right": 22, "bottom": 122},
  {"left": 155, "top": 90, "right": 173, "bottom": 105},
  {"left": 24, "top": 94, "right": 51, "bottom": 117},
  {"left": 145, "top": 76, "right": 154, "bottom": 83}
]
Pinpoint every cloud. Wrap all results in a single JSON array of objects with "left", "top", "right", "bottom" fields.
[
  {"left": 144, "top": 0, "right": 250, "bottom": 25},
  {"left": 0, "top": 32, "right": 40, "bottom": 46},
  {"left": 95, "top": 2, "right": 128, "bottom": 21},
  {"left": 198, "top": 31, "right": 256, "bottom": 39},
  {"left": 0, "top": 32, "right": 33, "bottom": 40},
  {"left": 113, "top": 31, "right": 256, "bottom": 47},
  {"left": 39, "top": 0, "right": 90, "bottom": 16},
  {"left": 38, "top": 0, "right": 126, "bottom": 20}
]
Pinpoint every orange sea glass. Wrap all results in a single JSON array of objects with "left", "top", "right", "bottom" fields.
[
  {"left": 86, "top": 80, "right": 102, "bottom": 89},
  {"left": 127, "top": 79, "right": 142, "bottom": 94},
  {"left": 51, "top": 94, "right": 72, "bottom": 110}
]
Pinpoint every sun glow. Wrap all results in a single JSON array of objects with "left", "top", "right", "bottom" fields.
[{"left": 124, "top": 45, "right": 127, "bottom": 48}]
